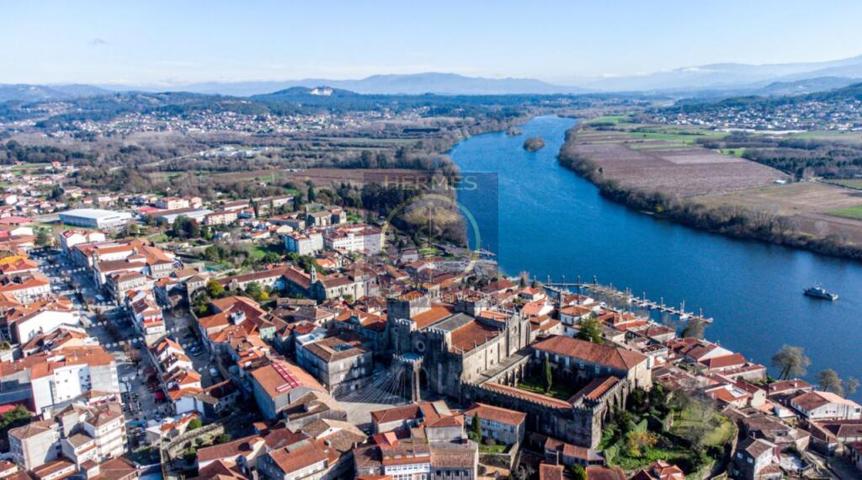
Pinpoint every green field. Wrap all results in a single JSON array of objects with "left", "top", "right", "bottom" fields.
[
  {"left": 620, "top": 125, "right": 726, "bottom": 145},
  {"left": 828, "top": 204, "right": 862, "bottom": 220},
  {"left": 719, "top": 148, "right": 746, "bottom": 157},
  {"left": 784, "top": 130, "right": 862, "bottom": 145},
  {"left": 586, "top": 115, "right": 630, "bottom": 125},
  {"left": 829, "top": 179, "right": 862, "bottom": 190},
  {"left": 478, "top": 443, "right": 508, "bottom": 454},
  {"left": 516, "top": 371, "right": 578, "bottom": 401}
]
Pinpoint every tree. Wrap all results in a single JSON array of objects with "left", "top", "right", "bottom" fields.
[
  {"left": 576, "top": 316, "right": 603, "bottom": 344},
  {"left": 818, "top": 369, "right": 844, "bottom": 396},
  {"left": 215, "top": 433, "right": 232, "bottom": 444},
  {"left": 169, "top": 216, "right": 201, "bottom": 240},
  {"left": 569, "top": 465, "right": 587, "bottom": 480},
  {"left": 245, "top": 282, "right": 264, "bottom": 301},
  {"left": 35, "top": 228, "right": 53, "bottom": 247},
  {"left": 49, "top": 185, "right": 64, "bottom": 201},
  {"left": 544, "top": 355, "right": 553, "bottom": 393},
  {"left": 204, "top": 245, "right": 224, "bottom": 262},
  {"left": 471, "top": 414, "right": 481, "bottom": 441},
  {"left": 306, "top": 181, "right": 317, "bottom": 202},
  {"left": 206, "top": 280, "right": 225, "bottom": 299},
  {"left": 0, "top": 406, "right": 31, "bottom": 444},
  {"left": 845, "top": 377, "right": 860, "bottom": 396},
  {"left": 772, "top": 345, "right": 811, "bottom": 379},
  {"left": 187, "top": 418, "right": 203, "bottom": 430},
  {"left": 625, "top": 431, "right": 658, "bottom": 458},
  {"left": 681, "top": 318, "right": 706, "bottom": 339}
]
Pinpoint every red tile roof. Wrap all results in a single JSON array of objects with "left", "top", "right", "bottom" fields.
[{"left": 533, "top": 335, "right": 646, "bottom": 371}]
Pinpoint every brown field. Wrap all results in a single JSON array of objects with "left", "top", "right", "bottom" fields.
[
  {"left": 694, "top": 182, "right": 862, "bottom": 244},
  {"left": 572, "top": 134, "right": 787, "bottom": 197},
  {"left": 571, "top": 124, "right": 862, "bottom": 248}
]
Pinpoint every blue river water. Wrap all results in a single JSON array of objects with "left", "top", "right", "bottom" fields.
[{"left": 452, "top": 115, "right": 862, "bottom": 399}]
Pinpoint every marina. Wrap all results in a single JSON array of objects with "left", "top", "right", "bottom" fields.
[{"left": 541, "top": 280, "right": 714, "bottom": 324}]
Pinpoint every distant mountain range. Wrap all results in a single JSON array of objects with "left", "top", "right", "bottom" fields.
[
  {"left": 134, "top": 72, "right": 584, "bottom": 96},
  {"left": 575, "top": 54, "right": 862, "bottom": 93},
  {"left": 0, "top": 84, "right": 110, "bottom": 103},
  {"left": 2, "top": 54, "right": 862, "bottom": 101}
]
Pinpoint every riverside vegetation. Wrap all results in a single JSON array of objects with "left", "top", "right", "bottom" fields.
[{"left": 558, "top": 123, "right": 862, "bottom": 260}]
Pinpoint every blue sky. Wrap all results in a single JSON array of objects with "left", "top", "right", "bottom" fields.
[{"left": 3, "top": 0, "right": 862, "bottom": 85}]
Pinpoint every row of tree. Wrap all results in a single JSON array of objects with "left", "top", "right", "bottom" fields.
[{"left": 772, "top": 344, "right": 859, "bottom": 396}]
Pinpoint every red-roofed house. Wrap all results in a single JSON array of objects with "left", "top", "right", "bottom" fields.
[{"left": 533, "top": 336, "right": 652, "bottom": 390}]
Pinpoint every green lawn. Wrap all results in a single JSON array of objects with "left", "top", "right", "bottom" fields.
[
  {"left": 418, "top": 246, "right": 439, "bottom": 257},
  {"left": 478, "top": 443, "right": 509, "bottom": 454},
  {"left": 148, "top": 233, "right": 169, "bottom": 243},
  {"left": 516, "top": 372, "right": 578, "bottom": 401},
  {"left": 720, "top": 148, "right": 746, "bottom": 157},
  {"left": 785, "top": 130, "right": 862, "bottom": 145},
  {"left": 608, "top": 445, "right": 696, "bottom": 471},
  {"left": 828, "top": 205, "right": 862, "bottom": 220},
  {"left": 586, "top": 115, "right": 630, "bottom": 125},
  {"left": 620, "top": 126, "right": 726, "bottom": 146},
  {"left": 671, "top": 402, "right": 735, "bottom": 447},
  {"left": 830, "top": 179, "right": 862, "bottom": 190}
]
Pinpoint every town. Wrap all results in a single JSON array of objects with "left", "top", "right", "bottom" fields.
[{"left": 0, "top": 158, "right": 858, "bottom": 480}]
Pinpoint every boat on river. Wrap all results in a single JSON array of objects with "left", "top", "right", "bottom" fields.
[{"left": 804, "top": 285, "right": 838, "bottom": 301}]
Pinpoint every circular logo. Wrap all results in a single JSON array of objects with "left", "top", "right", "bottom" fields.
[{"left": 380, "top": 190, "right": 483, "bottom": 276}]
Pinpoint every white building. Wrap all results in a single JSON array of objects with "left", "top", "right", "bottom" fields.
[
  {"left": 790, "top": 391, "right": 862, "bottom": 421},
  {"left": 323, "top": 225, "right": 383, "bottom": 255},
  {"left": 58, "top": 209, "right": 132, "bottom": 229},
  {"left": 58, "top": 230, "right": 106, "bottom": 253},
  {"left": 57, "top": 401, "right": 126, "bottom": 468},
  {"left": 0, "top": 346, "right": 120, "bottom": 415},
  {"left": 284, "top": 231, "right": 324, "bottom": 255},
  {"left": 11, "top": 308, "right": 81, "bottom": 344}
]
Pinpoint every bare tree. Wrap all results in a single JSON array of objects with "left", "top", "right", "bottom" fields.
[{"left": 771, "top": 345, "right": 811, "bottom": 379}]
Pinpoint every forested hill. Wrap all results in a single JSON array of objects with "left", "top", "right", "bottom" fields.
[
  {"left": 0, "top": 87, "right": 596, "bottom": 128},
  {"left": 662, "top": 81, "right": 862, "bottom": 113}
]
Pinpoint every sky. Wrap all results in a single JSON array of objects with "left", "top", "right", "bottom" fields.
[{"left": 3, "top": 0, "right": 862, "bottom": 86}]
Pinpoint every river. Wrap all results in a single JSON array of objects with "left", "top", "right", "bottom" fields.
[{"left": 451, "top": 115, "right": 862, "bottom": 399}]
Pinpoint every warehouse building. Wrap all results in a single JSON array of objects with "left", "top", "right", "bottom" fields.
[{"left": 58, "top": 209, "right": 133, "bottom": 229}]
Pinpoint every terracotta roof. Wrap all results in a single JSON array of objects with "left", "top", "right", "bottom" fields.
[
  {"left": 701, "top": 353, "right": 747, "bottom": 370},
  {"left": 1, "top": 345, "right": 114, "bottom": 380},
  {"left": 464, "top": 403, "right": 526, "bottom": 426},
  {"left": 8, "top": 419, "right": 55, "bottom": 440},
  {"left": 411, "top": 304, "right": 454, "bottom": 329},
  {"left": 482, "top": 382, "right": 570, "bottom": 409},
  {"left": 449, "top": 320, "right": 500, "bottom": 353},
  {"left": 371, "top": 404, "right": 422, "bottom": 425},
  {"left": 539, "top": 463, "right": 564, "bottom": 480},
  {"left": 196, "top": 435, "right": 264, "bottom": 464},
  {"left": 533, "top": 335, "right": 646, "bottom": 371},
  {"left": 31, "top": 459, "right": 75, "bottom": 480},
  {"left": 792, "top": 391, "right": 861, "bottom": 412},
  {"left": 250, "top": 360, "right": 324, "bottom": 399},
  {"left": 585, "top": 466, "right": 626, "bottom": 480},
  {"left": 268, "top": 441, "right": 329, "bottom": 474},
  {"left": 426, "top": 414, "right": 464, "bottom": 429},
  {"left": 569, "top": 376, "right": 620, "bottom": 403}
]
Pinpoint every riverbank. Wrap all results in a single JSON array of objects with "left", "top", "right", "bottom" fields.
[
  {"left": 558, "top": 124, "right": 862, "bottom": 261},
  {"left": 451, "top": 115, "right": 862, "bottom": 400}
]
